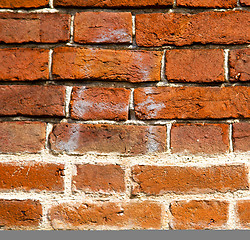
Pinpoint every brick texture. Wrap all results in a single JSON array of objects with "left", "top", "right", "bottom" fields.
[
  {"left": 49, "top": 201, "right": 162, "bottom": 230},
  {"left": 0, "top": 200, "right": 42, "bottom": 229},
  {"left": 233, "top": 122, "right": 250, "bottom": 152},
  {"left": 49, "top": 123, "right": 166, "bottom": 155},
  {"left": 170, "top": 201, "right": 229, "bottom": 229},
  {"left": 240, "top": 0, "right": 250, "bottom": 6},
  {"left": 132, "top": 165, "right": 248, "bottom": 195},
  {"left": 0, "top": 13, "right": 70, "bottom": 43},
  {"left": 0, "top": 0, "right": 49, "bottom": 8},
  {"left": 176, "top": 0, "right": 237, "bottom": 8},
  {"left": 0, "top": 122, "right": 46, "bottom": 153},
  {"left": 71, "top": 87, "right": 130, "bottom": 121},
  {"left": 52, "top": 47, "right": 162, "bottom": 82},
  {"left": 134, "top": 86, "right": 250, "bottom": 120},
  {"left": 236, "top": 201, "right": 250, "bottom": 228},
  {"left": 136, "top": 11, "right": 250, "bottom": 47},
  {"left": 74, "top": 12, "right": 132, "bottom": 44}
]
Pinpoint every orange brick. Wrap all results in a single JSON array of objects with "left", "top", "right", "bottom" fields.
[
  {"left": 236, "top": 200, "right": 250, "bottom": 228},
  {"left": 177, "top": 0, "right": 237, "bottom": 8},
  {"left": 233, "top": 122, "right": 250, "bottom": 152},
  {"left": 0, "top": 0, "right": 49, "bottom": 8}
]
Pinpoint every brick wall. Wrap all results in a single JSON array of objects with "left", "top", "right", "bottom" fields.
[{"left": 0, "top": 0, "right": 249, "bottom": 230}]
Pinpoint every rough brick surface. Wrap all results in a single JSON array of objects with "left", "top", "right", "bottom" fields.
[
  {"left": 176, "top": 0, "right": 237, "bottom": 8},
  {"left": 136, "top": 11, "right": 250, "bottom": 47},
  {"left": 240, "top": 0, "right": 250, "bottom": 6},
  {"left": 0, "top": 0, "right": 49, "bottom": 8},
  {"left": 49, "top": 123, "right": 166, "bottom": 155},
  {"left": 74, "top": 12, "right": 132, "bottom": 44},
  {"left": 229, "top": 49, "right": 250, "bottom": 82},
  {"left": 170, "top": 201, "right": 229, "bottom": 229},
  {"left": 73, "top": 164, "right": 125, "bottom": 193},
  {"left": 0, "top": 162, "right": 64, "bottom": 192},
  {"left": 134, "top": 86, "right": 250, "bottom": 120},
  {"left": 236, "top": 201, "right": 250, "bottom": 228},
  {"left": 171, "top": 123, "right": 229, "bottom": 154},
  {"left": 0, "top": 48, "right": 49, "bottom": 81},
  {"left": 0, "top": 122, "right": 46, "bottom": 153},
  {"left": 0, "top": 85, "right": 66, "bottom": 117},
  {"left": 49, "top": 201, "right": 162, "bottom": 230},
  {"left": 233, "top": 123, "right": 250, "bottom": 152},
  {"left": 165, "top": 49, "right": 225, "bottom": 83},
  {"left": 0, "top": 13, "right": 70, "bottom": 43},
  {"left": 54, "top": 0, "right": 172, "bottom": 7},
  {"left": 132, "top": 165, "right": 248, "bottom": 195},
  {"left": 71, "top": 87, "right": 130, "bottom": 121},
  {"left": 0, "top": 200, "right": 42, "bottom": 229},
  {"left": 52, "top": 47, "right": 162, "bottom": 82}
]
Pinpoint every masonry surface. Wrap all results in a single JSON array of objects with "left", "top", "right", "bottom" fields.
[{"left": 0, "top": 0, "right": 249, "bottom": 231}]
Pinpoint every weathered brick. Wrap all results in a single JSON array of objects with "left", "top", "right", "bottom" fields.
[
  {"left": 0, "top": 162, "right": 64, "bottom": 192},
  {"left": 170, "top": 201, "right": 229, "bottom": 229},
  {"left": 0, "top": 85, "right": 66, "bottom": 117},
  {"left": 73, "top": 164, "right": 125, "bottom": 193},
  {"left": 0, "top": 200, "right": 42, "bottom": 229},
  {"left": 134, "top": 86, "right": 250, "bottom": 120},
  {"left": 49, "top": 201, "right": 162, "bottom": 230},
  {"left": 240, "top": 0, "right": 250, "bottom": 6},
  {"left": 0, "top": 122, "right": 46, "bottom": 153},
  {"left": 49, "top": 123, "right": 166, "bottom": 155},
  {"left": 52, "top": 47, "right": 162, "bottom": 83},
  {"left": 233, "top": 122, "right": 250, "bottom": 152},
  {"left": 171, "top": 123, "right": 229, "bottom": 154},
  {"left": 165, "top": 49, "right": 225, "bottom": 83},
  {"left": 176, "top": 0, "right": 237, "bottom": 8},
  {"left": 74, "top": 12, "right": 132, "bottom": 44},
  {"left": 71, "top": 87, "right": 130, "bottom": 121},
  {"left": 0, "top": 48, "right": 49, "bottom": 81},
  {"left": 132, "top": 165, "right": 248, "bottom": 195},
  {"left": 0, "top": 13, "right": 70, "bottom": 43},
  {"left": 0, "top": 0, "right": 49, "bottom": 8},
  {"left": 136, "top": 11, "right": 250, "bottom": 47},
  {"left": 54, "top": 0, "right": 172, "bottom": 7},
  {"left": 236, "top": 200, "right": 250, "bottom": 228},
  {"left": 229, "top": 49, "right": 250, "bottom": 82}
]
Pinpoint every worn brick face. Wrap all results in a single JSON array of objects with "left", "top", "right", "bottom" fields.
[
  {"left": 233, "top": 123, "right": 250, "bottom": 152},
  {"left": 165, "top": 49, "right": 225, "bottom": 83},
  {"left": 49, "top": 201, "right": 162, "bottom": 230},
  {"left": 236, "top": 201, "right": 250, "bottom": 228},
  {"left": 74, "top": 12, "right": 132, "bottom": 44},
  {"left": 49, "top": 123, "right": 166, "bottom": 155},
  {"left": 0, "top": 122, "right": 46, "bottom": 153},
  {"left": 73, "top": 164, "right": 125, "bottom": 193},
  {"left": 0, "top": 48, "right": 49, "bottom": 81},
  {"left": 240, "top": 0, "right": 250, "bottom": 6},
  {"left": 132, "top": 165, "right": 248, "bottom": 195},
  {"left": 0, "top": 0, "right": 49, "bottom": 8},
  {"left": 52, "top": 47, "right": 162, "bottom": 82},
  {"left": 176, "top": 0, "right": 237, "bottom": 8},
  {"left": 136, "top": 11, "right": 250, "bottom": 47},
  {"left": 0, "top": 13, "right": 70, "bottom": 43},
  {"left": 170, "top": 201, "right": 229, "bottom": 229},
  {"left": 0, "top": 200, "right": 42, "bottom": 229},
  {"left": 134, "top": 86, "right": 250, "bottom": 120},
  {"left": 71, "top": 87, "right": 130, "bottom": 121}
]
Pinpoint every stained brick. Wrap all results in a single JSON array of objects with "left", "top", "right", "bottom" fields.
[{"left": 233, "top": 122, "right": 250, "bottom": 152}]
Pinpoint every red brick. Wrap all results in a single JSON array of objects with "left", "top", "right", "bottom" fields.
[
  {"left": 134, "top": 86, "right": 250, "bottom": 120},
  {"left": 49, "top": 123, "right": 166, "bottom": 155},
  {"left": 170, "top": 200, "right": 229, "bottom": 229},
  {"left": 233, "top": 122, "right": 250, "bottom": 152},
  {"left": 0, "top": 85, "right": 66, "bottom": 117},
  {"left": 0, "top": 199, "right": 42, "bottom": 229},
  {"left": 171, "top": 123, "right": 229, "bottom": 154},
  {"left": 0, "top": 162, "right": 64, "bottom": 192},
  {"left": 73, "top": 164, "right": 125, "bottom": 193},
  {"left": 236, "top": 200, "right": 250, "bottom": 228},
  {"left": 71, "top": 87, "right": 130, "bottom": 121},
  {"left": 0, "top": 13, "right": 70, "bottom": 43},
  {"left": 0, "top": 122, "right": 46, "bottom": 153},
  {"left": 0, "top": 0, "right": 49, "bottom": 8},
  {"left": 165, "top": 49, "right": 225, "bottom": 83},
  {"left": 54, "top": 0, "right": 172, "bottom": 7},
  {"left": 240, "top": 0, "right": 250, "bottom": 6},
  {"left": 136, "top": 11, "right": 250, "bottom": 47},
  {"left": 52, "top": 47, "right": 162, "bottom": 83},
  {"left": 74, "top": 12, "right": 132, "bottom": 44},
  {"left": 132, "top": 165, "right": 248, "bottom": 195},
  {"left": 177, "top": 0, "right": 237, "bottom": 8},
  {"left": 229, "top": 49, "right": 250, "bottom": 82},
  {"left": 49, "top": 201, "right": 162, "bottom": 230},
  {"left": 0, "top": 48, "right": 49, "bottom": 81}
]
